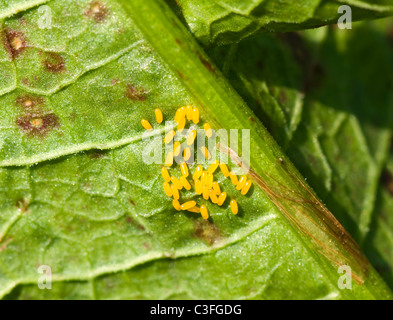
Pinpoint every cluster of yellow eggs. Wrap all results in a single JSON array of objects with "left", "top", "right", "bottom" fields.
[{"left": 141, "top": 106, "right": 252, "bottom": 220}]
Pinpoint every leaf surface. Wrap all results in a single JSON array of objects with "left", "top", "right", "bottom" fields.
[{"left": 0, "top": 0, "right": 391, "bottom": 299}]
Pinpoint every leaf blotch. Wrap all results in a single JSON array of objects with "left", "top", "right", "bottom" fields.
[
  {"left": 126, "top": 84, "right": 147, "bottom": 101},
  {"left": 15, "top": 198, "right": 29, "bottom": 212},
  {"left": 176, "top": 70, "right": 184, "bottom": 79},
  {"left": 69, "top": 112, "right": 77, "bottom": 123},
  {"left": 125, "top": 215, "right": 145, "bottom": 231},
  {"left": 15, "top": 95, "right": 44, "bottom": 109},
  {"left": 42, "top": 52, "right": 65, "bottom": 73},
  {"left": 88, "top": 150, "right": 107, "bottom": 159},
  {"left": 21, "top": 78, "right": 30, "bottom": 85},
  {"left": 17, "top": 113, "right": 59, "bottom": 138},
  {"left": 85, "top": 1, "right": 109, "bottom": 23},
  {"left": 193, "top": 220, "right": 222, "bottom": 245},
  {"left": 197, "top": 53, "right": 215, "bottom": 73},
  {"left": 143, "top": 242, "right": 151, "bottom": 250},
  {"left": 2, "top": 28, "right": 27, "bottom": 60},
  {"left": 0, "top": 238, "right": 13, "bottom": 252},
  {"left": 18, "top": 17, "right": 27, "bottom": 26}
]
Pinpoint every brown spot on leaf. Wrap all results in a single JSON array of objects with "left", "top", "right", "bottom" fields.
[
  {"left": 17, "top": 113, "right": 59, "bottom": 138},
  {"left": 125, "top": 215, "right": 145, "bottom": 231},
  {"left": 19, "top": 17, "right": 27, "bottom": 26},
  {"left": 125, "top": 216, "right": 134, "bottom": 224},
  {"left": 126, "top": 84, "right": 147, "bottom": 101},
  {"left": 143, "top": 242, "right": 151, "bottom": 250},
  {"left": 0, "top": 238, "right": 13, "bottom": 252},
  {"left": 88, "top": 150, "right": 107, "bottom": 159},
  {"left": 31, "top": 118, "right": 43, "bottom": 127},
  {"left": 15, "top": 95, "right": 44, "bottom": 109},
  {"left": 197, "top": 53, "right": 215, "bottom": 73},
  {"left": 21, "top": 78, "right": 30, "bottom": 85},
  {"left": 2, "top": 28, "right": 27, "bottom": 60},
  {"left": 175, "top": 38, "right": 181, "bottom": 45},
  {"left": 15, "top": 198, "right": 29, "bottom": 212},
  {"left": 69, "top": 112, "right": 77, "bottom": 123},
  {"left": 137, "top": 223, "right": 145, "bottom": 231},
  {"left": 85, "top": 1, "right": 109, "bottom": 23},
  {"left": 381, "top": 170, "right": 393, "bottom": 197},
  {"left": 42, "top": 52, "right": 65, "bottom": 73},
  {"left": 193, "top": 220, "right": 222, "bottom": 246},
  {"left": 176, "top": 71, "right": 184, "bottom": 79}
]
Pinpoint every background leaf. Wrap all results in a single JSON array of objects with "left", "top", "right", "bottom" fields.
[
  {"left": 208, "top": 18, "right": 393, "bottom": 291},
  {"left": 364, "top": 148, "right": 393, "bottom": 289},
  {"left": 175, "top": 0, "right": 393, "bottom": 47}
]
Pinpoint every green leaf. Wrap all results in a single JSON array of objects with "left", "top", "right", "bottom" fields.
[
  {"left": 209, "top": 19, "right": 393, "bottom": 244},
  {"left": 176, "top": 0, "right": 393, "bottom": 47},
  {"left": 208, "top": 34, "right": 304, "bottom": 150},
  {"left": 364, "top": 151, "right": 393, "bottom": 289},
  {"left": 287, "top": 22, "right": 393, "bottom": 244},
  {"left": 0, "top": 0, "right": 391, "bottom": 299}
]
